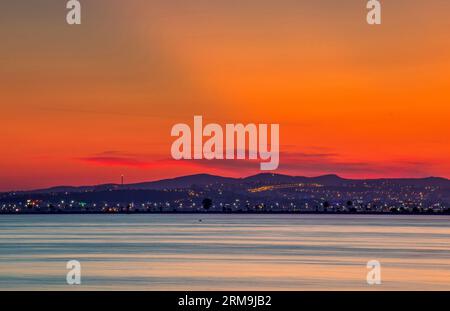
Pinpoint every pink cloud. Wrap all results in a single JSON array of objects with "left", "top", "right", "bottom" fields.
[{"left": 77, "top": 150, "right": 439, "bottom": 179}]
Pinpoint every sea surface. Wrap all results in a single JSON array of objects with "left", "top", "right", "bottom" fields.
[{"left": 0, "top": 214, "right": 449, "bottom": 290}]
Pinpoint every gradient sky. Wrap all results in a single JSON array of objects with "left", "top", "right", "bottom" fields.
[{"left": 1, "top": 0, "right": 450, "bottom": 191}]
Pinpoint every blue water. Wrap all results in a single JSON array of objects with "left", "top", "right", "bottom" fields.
[{"left": 0, "top": 214, "right": 449, "bottom": 290}]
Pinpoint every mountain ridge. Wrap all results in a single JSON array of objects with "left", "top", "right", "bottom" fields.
[{"left": 7, "top": 173, "right": 450, "bottom": 195}]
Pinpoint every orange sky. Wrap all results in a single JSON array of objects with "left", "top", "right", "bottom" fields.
[{"left": 1, "top": 1, "right": 450, "bottom": 191}]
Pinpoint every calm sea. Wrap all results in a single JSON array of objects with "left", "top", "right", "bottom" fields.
[{"left": 0, "top": 214, "right": 449, "bottom": 290}]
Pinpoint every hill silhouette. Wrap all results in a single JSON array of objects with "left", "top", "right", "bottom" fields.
[{"left": 9, "top": 173, "right": 450, "bottom": 195}]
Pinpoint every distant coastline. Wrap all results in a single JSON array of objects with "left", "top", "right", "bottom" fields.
[{"left": 2, "top": 173, "right": 449, "bottom": 215}]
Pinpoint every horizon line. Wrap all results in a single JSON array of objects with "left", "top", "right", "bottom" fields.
[{"left": 3, "top": 172, "right": 449, "bottom": 194}]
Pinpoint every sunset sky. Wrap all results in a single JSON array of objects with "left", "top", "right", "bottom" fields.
[{"left": 1, "top": 0, "right": 450, "bottom": 191}]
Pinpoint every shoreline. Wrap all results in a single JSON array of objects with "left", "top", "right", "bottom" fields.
[{"left": 1, "top": 211, "right": 449, "bottom": 216}]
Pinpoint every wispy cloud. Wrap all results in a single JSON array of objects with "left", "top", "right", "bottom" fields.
[
  {"left": 80, "top": 156, "right": 154, "bottom": 168},
  {"left": 77, "top": 150, "right": 437, "bottom": 179}
]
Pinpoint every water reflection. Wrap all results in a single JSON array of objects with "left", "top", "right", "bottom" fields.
[{"left": 0, "top": 214, "right": 449, "bottom": 290}]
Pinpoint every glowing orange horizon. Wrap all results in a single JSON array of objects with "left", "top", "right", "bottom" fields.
[{"left": 1, "top": 1, "right": 449, "bottom": 191}]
